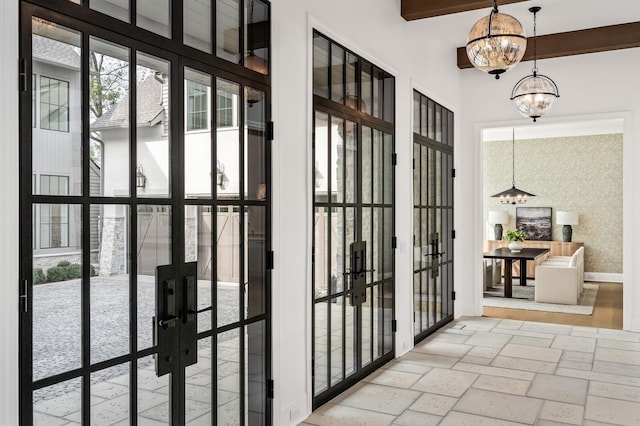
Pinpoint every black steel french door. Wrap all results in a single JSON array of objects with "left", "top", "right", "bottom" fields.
[
  {"left": 412, "top": 91, "right": 454, "bottom": 343},
  {"left": 311, "top": 31, "right": 395, "bottom": 408},
  {"left": 19, "top": 1, "right": 271, "bottom": 424}
]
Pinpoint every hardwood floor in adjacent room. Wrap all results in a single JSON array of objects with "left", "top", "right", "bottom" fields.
[{"left": 483, "top": 281, "right": 623, "bottom": 329}]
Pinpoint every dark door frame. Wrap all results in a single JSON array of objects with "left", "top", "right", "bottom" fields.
[
  {"left": 19, "top": 1, "right": 272, "bottom": 424},
  {"left": 412, "top": 91, "right": 455, "bottom": 344}
]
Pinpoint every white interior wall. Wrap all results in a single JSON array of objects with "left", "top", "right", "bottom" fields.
[
  {"left": 271, "top": 0, "right": 463, "bottom": 423},
  {"left": 0, "top": 0, "right": 19, "bottom": 423},
  {"left": 458, "top": 49, "right": 639, "bottom": 333}
]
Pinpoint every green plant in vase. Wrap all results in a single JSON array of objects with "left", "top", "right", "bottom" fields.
[{"left": 503, "top": 229, "right": 525, "bottom": 252}]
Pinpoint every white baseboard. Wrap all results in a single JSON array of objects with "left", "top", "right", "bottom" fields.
[
  {"left": 584, "top": 272, "right": 622, "bottom": 283},
  {"left": 282, "top": 394, "right": 308, "bottom": 426}
]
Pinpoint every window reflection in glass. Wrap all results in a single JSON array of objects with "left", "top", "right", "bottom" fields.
[
  {"left": 89, "top": 36, "right": 130, "bottom": 197},
  {"left": 184, "top": 0, "right": 212, "bottom": 53},
  {"left": 32, "top": 18, "right": 82, "bottom": 196},
  {"left": 136, "top": 53, "right": 170, "bottom": 198}
]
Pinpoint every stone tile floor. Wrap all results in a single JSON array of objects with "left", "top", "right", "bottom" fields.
[
  {"left": 302, "top": 316, "right": 640, "bottom": 426},
  {"left": 33, "top": 337, "right": 242, "bottom": 425}
]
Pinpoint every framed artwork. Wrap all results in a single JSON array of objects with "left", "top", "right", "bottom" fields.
[{"left": 516, "top": 207, "right": 552, "bottom": 241}]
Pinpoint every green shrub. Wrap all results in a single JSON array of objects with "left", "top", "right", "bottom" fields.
[
  {"left": 90, "top": 265, "right": 97, "bottom": 277},
  {"left": 33, "top": 268, "right": 46, "bottom": 285},
  {"left": 67, "top": 263, "right": 82, "bottom": 279},
  {"left": 46, "top": 265, "right": 69, "bottom": 282},
  {"left": 46, "top": 262, "right": 85, "bottom": 282}
]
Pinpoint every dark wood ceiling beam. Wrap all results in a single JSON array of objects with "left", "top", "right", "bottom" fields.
[
  {"left": 457, "top": 21, "right": 640, "bottom": 69},
  {"left": 401, "top": 0, "right": 528, "bottom": 21}
]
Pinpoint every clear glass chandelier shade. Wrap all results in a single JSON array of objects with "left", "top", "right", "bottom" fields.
[
  {"left": 466, "top": 12, "right": 527, "bottom": 78},
  {"left": 511, "top": 73, "right": 559, "bottom": 121}
]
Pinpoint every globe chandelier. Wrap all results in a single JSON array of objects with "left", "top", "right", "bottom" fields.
[
  {"left": 510, "top": 6, "right": 560, "bottom": 122},
  {"left": 466, "top": 0, "right": 527, "bottom": 79}
]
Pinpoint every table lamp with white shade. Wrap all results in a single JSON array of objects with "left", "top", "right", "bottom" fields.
[
  {"left": 556, "top": 211, "right": 578, "bottom": 242},
  {"left": 488, "top": 210, "right": 509, "bottom": 240}
]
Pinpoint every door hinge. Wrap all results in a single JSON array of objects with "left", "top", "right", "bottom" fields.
[
  {"left": 392, "top": 153, "right": 397, "bottom": 166},
  {"left": 266, "top": 251, "right": 274, "bottom": 270},
  {"left": 19, "top": 58, "right": 28, "bottom": 92},
  {"left": 267, "top": 379, "right": 274, "bottom": 399},
  {"left": 266, "top": 121, "right": 274, "bottom": 141},
  {"left": 392, "top": 319, "right": 397, "bottom": 332},
  {"left": 413, "top": 311, "right": 416, "bottom": 323},
  {"left": 392, "top": 236, "right": 397, "bottom": 249},
  {"left": 412, "top": 158, "right": 416, "bottom": 170},
  {"left": 20, "top": 279, "right": 28, "bottom": 313},
  {"left": 451, "top": 230, "right": 456, "bottom": 240},
  {"left": 451, "top": 168, "right": 456, "bottom": 178},
  {"left": 451, "top": 291, "right": 456, "bottom": 301}
]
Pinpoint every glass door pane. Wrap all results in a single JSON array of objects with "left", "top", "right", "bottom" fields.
[
  {"left": 136, "top": 53, "right": 170, "bottom": 198},
  {"left": 184, "top": 0, "right": 212, "bottom": 53},
  {"left": 23, "top": 4, "right": 271, "bottom": 424},
  {"left": 412, "top": 90, "right": 454, "bottom": 342},
  {"left": 32, "top": 18, "right": 82, "bottom": 196}
]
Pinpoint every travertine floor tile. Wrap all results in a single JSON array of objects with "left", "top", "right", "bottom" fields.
[
  {"left": 305, "top": 403, "right": 395, "bottom": 426},
  {"left": 439, "top": 411, "right": 528, "bottom": 426},
  {"left": 499, "top": 343, "right": 562, "bottom": 363},
  {"left": 464, "top": 331, "right": 511, "bottom": 348},
  {"left": 408, "top": 392, "right": 457, "bottom": 416},
  {"left": 539, "top": 401, "right": 585, "bottom": 425},
  {"left": 412, "top": 340, "right": 472, "bottom": 357},
  {"left": 410, "top": 368, "right": 478, "bottom": 397},
  {"left": 492, "top": 355, "right": 558, "bottom": 374},
  {"left": 332, "top": 383, "right": 421, "bottom": 415},
  {"left": 302, "top": 317, "right": 640, "bottom": 426},
  {"left": 398, "top": 352, "right": 459, "bottom": 368},
  {"left": 562, "top": 350, "right": 594, "bottom": 363},
  {"left": 597, "top": 338, "right": 640, "bottom": 351},
  {"left": 584, "top": 395, "right": 640, "bottom": 425},
  {"left": 391, "top": 410, "right": 441, "bottom": 426},
  {"left": 593, "top": 360, "right": 640, "bottom": 378},
  {"left": 363, "top": 368, "right": 423, "bottom": 389},
  {"left": 453, "top": 388, "right": 543, "bottom": 424},
  {"left": 509, "top": 335, "right": 553, "bottom": 348},
  {"left": 459, "top": 354, "right": 493, "bottom": 365},
  {"left": 527, "top": 374, "right": 588, "bottom": 405},
  {"left": 589, "top": 381, "right": 640, "bottom": 403},
  {"left": 552, "top": 335, "right": 597, "bottom": 353},
  {"left": 472, "top": 374, "right": 531, "bottom": 396},
  {"left": 453, "top": 362, "right": 535, "bottom": 380},
  {"left": 595, "top": 347, "right": 640, "bottom": 365},
  {"left": 382, "top": 361, "right": 432, "bottom": 375}
]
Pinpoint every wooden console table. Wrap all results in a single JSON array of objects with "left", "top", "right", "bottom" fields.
[{"left": 483, "top": 240, "right": 584, "bottom": 278}]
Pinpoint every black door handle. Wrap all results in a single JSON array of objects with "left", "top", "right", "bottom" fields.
[{"left": 159, "top": 316, "right": 178, "bottom": 328}]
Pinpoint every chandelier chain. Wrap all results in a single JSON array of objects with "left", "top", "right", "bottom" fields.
[
  {"left": 512, "top": 129, "right": 516, "bottom": 187},
  {"left": 532, "top": 9, "right": 538, "bottom": 74}
]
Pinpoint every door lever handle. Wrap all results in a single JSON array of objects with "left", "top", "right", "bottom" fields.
[
  {"left": 188, "top": 306, "right": 212, "bottom": 314},
  {"left": 343, "top": 269, "right": 375, "bottom": 276},
  {"left": 159, "top": 316, "right": 178, "bottom": 328}
]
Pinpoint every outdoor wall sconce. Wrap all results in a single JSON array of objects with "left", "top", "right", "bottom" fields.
[
  {"left": 136, "top": 164, "right": 146, "bottom": 189},
  {"left": 216, "top": 160, "right": 226, "bottom": 189}
]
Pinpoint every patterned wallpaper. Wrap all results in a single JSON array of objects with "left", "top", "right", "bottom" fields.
[{"left": 484, "top": 134, "right": 623, "bottom": 274}]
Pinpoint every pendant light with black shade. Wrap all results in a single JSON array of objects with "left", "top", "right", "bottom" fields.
[{"left": 491, "top": 129, "right": 535, "bottom": 205}]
